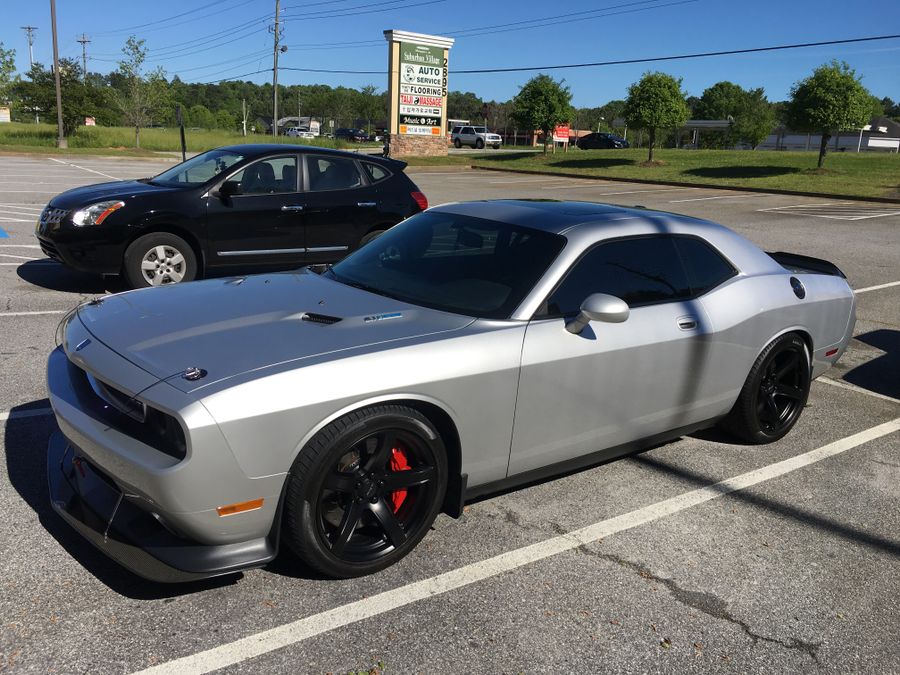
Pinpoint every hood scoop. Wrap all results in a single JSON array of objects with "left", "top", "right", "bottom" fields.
[{"left": 300, "top": 311, "right": 342, "bottom": 325}]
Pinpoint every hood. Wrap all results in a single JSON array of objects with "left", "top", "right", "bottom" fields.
[
  {"left": 49, "top": 180, "right": 181, "bottom": 209},
  {"left": 74, "top": 270, "right": 474, "bottom": 393}
]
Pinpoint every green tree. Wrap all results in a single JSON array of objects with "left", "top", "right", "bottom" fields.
[
  {"left": 358, "top": 84, "right": 384, "bottom": 134},
  {"left": 785, "top": 61, "right": 874, "bottom": 168},
  {"left": 696, "top": 81, "right": 775, "bottom": 149},
  {"left": 0, "top": 42, "right": 16, "bottom": 104},
  {"left": 447, "top": 90, "right": 484, "bottom": 122},
  {"left": 624, "top": 72, "right": 689, "bottom": 162},
  {"left": 188, "top": 104, "right": 215, "bottom": 129},
  {"left": 13, "top": 60, "right": 97, "bottom": 135},
  {"left": 511, "top": 74, "right": 573, "bottom": 154},
  {"left": 114, "top": 36, "right": 169, "bottom": 148},
  {"left": 215, "top": 108, "right": 236, "bottom": 130}
]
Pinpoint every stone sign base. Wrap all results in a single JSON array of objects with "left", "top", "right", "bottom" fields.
[{"left": 387, "top": 134, "right": 448, "bottom": 157}]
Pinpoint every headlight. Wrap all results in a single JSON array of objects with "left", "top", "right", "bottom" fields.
[{"left": 71, "top": 200, "right": 125, "bottom": 226}]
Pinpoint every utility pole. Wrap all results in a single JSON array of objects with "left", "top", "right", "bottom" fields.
[
  {"left": 49, "top": 0, "right": 66, "bottom": 148},
  {"left": 21, "top": 26, "right": 39, "bottom": 123},
  {"left": 76, "top": 33, "right": 90, "bottom": 82},
  {"left": 242, "top": 98, "right": 247, "bottom": 137},
  {"left": 271, "top": 0, "right": 281, "bottom": 138}
]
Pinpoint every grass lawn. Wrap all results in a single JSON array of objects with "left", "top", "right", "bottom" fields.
[
  {"left": 406, "top": 148, "right": 900, "bottom": 200},
  {"left": 0, "top": 122, "right": 375, "bottom": 154}
]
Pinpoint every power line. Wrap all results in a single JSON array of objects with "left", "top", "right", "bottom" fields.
[
  {"left": 94, "top": 0, "right": 249, "bottom": 36},
  {"left": 453, "top": 33, "right": 900, "bottom": 73},
  {"left": 281, "top": 0, "right": 444, "bottom": 20},
  {"left": 280, "top": 33, "right": 900, "bottom": 77}
]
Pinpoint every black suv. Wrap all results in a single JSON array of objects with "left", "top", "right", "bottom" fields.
[
  {"left": 36, "top": 144, "right": 428, "bottom": 288},
  {"left": 334, "top": 128, "right": 369, "bottom": 142},
  {"left": 576, "top": 132, "right": 630, "bottom": 149}
]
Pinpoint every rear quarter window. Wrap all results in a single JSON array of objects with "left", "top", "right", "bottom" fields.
[
  {"left": 363, "top": 163, "right": 391, "bottom": 184},
  {"left": 674, "top": 237, "right": 737, "bottom": 296}
]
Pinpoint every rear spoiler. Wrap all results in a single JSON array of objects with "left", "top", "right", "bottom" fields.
[{"left": 767, "top": 251, "right": 846, "bottom": 279}]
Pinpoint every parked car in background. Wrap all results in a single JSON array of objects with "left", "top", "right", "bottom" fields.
[
  {"left": 47, "top": 199, "right": 855, "bottom": 582},
  {"left": 451, "top": 125, "right": 502, "bottom": 149},
  {"left": 577, "top": 132, "right": 630, "bottom": 149},
  {"left": 35, "top": 144, "right": 428, "bottom": 288},
  {"left": 285, "top": 128, "right": 317, "bottom": 139},
  {"left": 334, "top": 128, "right": 369, "bottom": 142}
]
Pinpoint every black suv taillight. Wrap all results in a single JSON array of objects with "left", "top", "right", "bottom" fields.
[{"left": 411, "top": 191, "right": 428, "bottom": 211}]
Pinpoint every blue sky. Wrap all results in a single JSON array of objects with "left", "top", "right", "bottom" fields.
[{"left": 3, "top": 0, "right": 899, "bottom": 107}]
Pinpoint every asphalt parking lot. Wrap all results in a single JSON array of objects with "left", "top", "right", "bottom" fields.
[{"left": 0, "top": 155, "right": 898, "bottom": 674}]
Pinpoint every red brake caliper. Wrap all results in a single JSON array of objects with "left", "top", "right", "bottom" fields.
[{"left": 389, "top": 447, "right": 411, "bottom": 512}]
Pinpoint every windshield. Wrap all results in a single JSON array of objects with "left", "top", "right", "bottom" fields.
[
  {"left": 150, "top": 149, "right": 244, "bottom": 187},
  {"left": 326, "top": 212, "right": 565, "bottom": 319}
]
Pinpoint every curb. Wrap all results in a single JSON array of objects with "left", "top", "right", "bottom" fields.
[
  {"left": 469, "top": 165, "right": 900, "bottom": 204},
  {"left": 0, "top": 150, "right": 175, "bottom": 162}
]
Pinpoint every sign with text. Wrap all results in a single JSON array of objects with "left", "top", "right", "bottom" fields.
[
  {"left": 553, "top": 125, "right": 570, "bottom": 142},
  {"left": 398, "top": 42, "right": 446, "bottom": 136}
]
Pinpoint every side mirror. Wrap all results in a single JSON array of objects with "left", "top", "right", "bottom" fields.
[
  {"left": 565, "top": 293, "right": 629, "bottom": 335},
  {"left": 218, "top": 180, "right": 241, "bottom": 198}
]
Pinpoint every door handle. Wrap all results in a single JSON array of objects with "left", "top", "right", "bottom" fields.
[
  {"left": 281, "top": 204, "right": 305, "bottom": 212},
  {"left": 677, "top": 317, "right": 698, "bottom": 331},
  {"left": 356, "top": 201, "right": 377, "bottom": 207}
]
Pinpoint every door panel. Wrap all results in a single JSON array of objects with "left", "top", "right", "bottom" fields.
[
  {"left": 206, "top": 155, "right": 305, "bottom": 268},
  {"left": 509, "top": 300, "right": 713, "bottom": 476},
  {"left": 301, "top": 154, "right": 380, "bottom": 261}
]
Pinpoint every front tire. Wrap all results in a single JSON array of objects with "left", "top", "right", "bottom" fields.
[
  {"left": 123, "top": 232, "right": 197, "bottom": 289},
  {"left": 722, "top": 333, "right": 811, "bottom": 444},
  {"left": 475, "top": 138, "right": 484, "bottom": 149},
  {"left": 284, "top": 405, "right": 447, "bottom": 578}
]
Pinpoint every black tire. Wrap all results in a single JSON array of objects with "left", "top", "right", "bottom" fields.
[
  {"left": 123, "top": 232, "right": 197, "bottom": 289},
  {"left": 721, "top": 333, "right": 811, "bottom": 444},
  {"left": 453, "top": 138, "right": 462, "bottom": 148},
  {"left": 284, "top": 405, "right": 447, "bottom": 578},
  {"left": 359, "top": 229, "right": 386, "bottom": 247},
  {"left": 475, "top": 138, "right": 484, "bottom": 149}
]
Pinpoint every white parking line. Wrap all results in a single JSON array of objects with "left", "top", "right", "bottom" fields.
[
  {"left": 0, "top": 253, "right": 38, "bottom": 261},
  {"left": 0, "top": 204, "right": 44, "bottom": 212},
  {"left": 133, "top": 417, "right": 900, "bottom": 675},
  {"left": 48, "top": 157, "right": 120, "bottom": 180},
  {"left": 579, "top": 187, "right": 696, "bottom": 196},
  {"left": 669, "top": 194, "right": 769, "bottom": 203},
  {"left": 855, "top": 280, "right": 900, "bottom": 294},
  {"left": 817, "top": 377, "right": 899, "bottom": 404},
  {"left": 0, "top": 217, "right": 33, "bottom": 223},
  {"left": 0, "top": 244, "right": 42, "bottom": 248},
  {"left": 0, "top": 407, "right": 54, "bottom": 422}
]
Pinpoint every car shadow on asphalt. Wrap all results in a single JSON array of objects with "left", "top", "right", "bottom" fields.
[
  {"left": 3, "top": 404, "right": 243, "bottom": 599},
  {"left": 631, "top": 453, "right": 900, "bottom": 557},
  {"left": 842, "top": 329, "right": 900, "bottom": 400},
  {"left": 17, "top": 260, "right": 127, "bottom": 294}
]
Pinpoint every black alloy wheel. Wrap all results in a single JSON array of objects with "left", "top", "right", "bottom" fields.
[
  {"left": 722, "top": 333, "right": 811, "bottom": 443},
  {"left": 284, "top": 405, "right": 447, "bottom": 577}
]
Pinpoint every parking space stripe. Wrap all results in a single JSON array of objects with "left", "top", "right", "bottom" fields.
[
  {"left": 0, "top": 407, "right": 53, "bottom": 422},
  {"left": 0, "top": 244, "right": 42, "bottom": 248},
  {"left": 0, "top": 309, "right": 66, "bottom": 316},
  {"left": 0, "top": 253, "right": 39, "bottom": 261},
  {"left": 48, "top": 157, "right": 120, "bottom": 180},
  {"left": 816, "top": 377, "right": 899, "bottom": 404},
  {"left": 669, "top": 194, "right": 768, "bottom": 203},
  {"left": 133, "top": 417, "right": 900, "bottom": 675},
  {"left": 855, "top": 280, "right": 900, "bottom": 294}
]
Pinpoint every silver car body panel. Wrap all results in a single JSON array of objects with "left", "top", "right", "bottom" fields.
[{"left": 47, "top": 200, "right": 856, "bottom": 557}]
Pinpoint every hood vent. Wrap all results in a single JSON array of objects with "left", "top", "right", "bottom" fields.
[{"left": 301, "top": 312, "right": 342, "bottom": 325}]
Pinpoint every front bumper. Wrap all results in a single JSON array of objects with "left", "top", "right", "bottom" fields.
[{"left": 48, "top": 431, "right": 277, "bottom": 582}]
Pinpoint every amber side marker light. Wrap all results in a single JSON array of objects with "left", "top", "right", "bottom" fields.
[{"left": 217, "top": 498, "right": 264, "bottom": 517}]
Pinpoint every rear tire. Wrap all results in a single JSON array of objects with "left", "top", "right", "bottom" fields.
[
  {"left": 453, "top": 138, "right": 462, "bottom": 148},
  {"left": 123, "top": 232, "right": 197, "bottom": 289},
  {"left": 283, "top": 405, "right": 447, "bottom": 578},
  {"left": 359, "top": 229, "right": 386, "bottom": 247},
  {"left": 721, "top": 333, "right": 811, "bottom": 444}
]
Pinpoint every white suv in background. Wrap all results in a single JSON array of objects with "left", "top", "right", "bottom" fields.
[{"left": 451, "top": 125, "right": 502, "bottom": 149}]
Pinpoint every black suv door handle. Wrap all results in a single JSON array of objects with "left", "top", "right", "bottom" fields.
[
  {"left": 357, "top": 201, "right": 377, "bottom": 207},
  {"left": 281, "top": 204, "right": 304, "bottom": 212}
]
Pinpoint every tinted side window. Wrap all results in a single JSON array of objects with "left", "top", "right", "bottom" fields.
[
  {"left": 363, "top": 162, "right": 391, "bottom": 183},
  {"left": 674, "top": 237, "right": 737, "bottom": 296},
  {"left": 307, "top": 156, "right": 363, "bottom": 191},
  {"left": 230, "top": 156, "right": 297, "bottom": 194},
  {"left": 546, "top": 237, "right": 691, "bottom": 315}
]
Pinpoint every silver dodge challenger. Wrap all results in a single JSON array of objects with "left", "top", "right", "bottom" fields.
[{"left": 47, "top": 200, "right": 856, "bottom": 582}]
